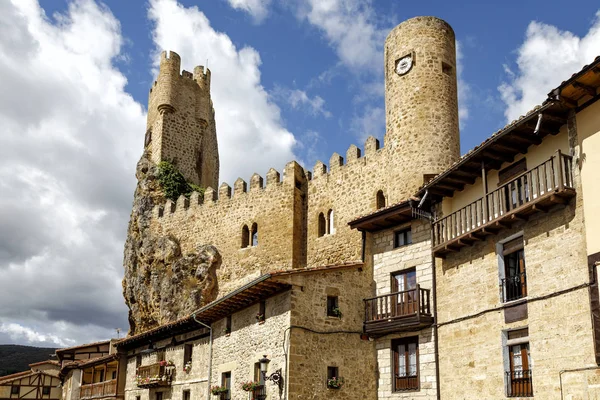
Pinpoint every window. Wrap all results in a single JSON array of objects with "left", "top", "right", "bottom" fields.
[
  {"left": 221, "top": 372, "right": 231, "bottom": 400},
  {"left": 326, "top": 296, "right": 339, "bottom": 317},
  {"left": 257, "top": 301, "right": 266, "bottom": 323},
  {"left": 136, "top": 355, "right": 142, "bottom": 368},
  {"left": 392, "top": 337, "right": 419, "bottom": 392},
  {"left": 11, "top": 386, "right": 19, "bottom": 396},
  {"left": 155, "top": 392, "right": 163, "bottom": 400},
  {"left": 327, "top": 209, "right": 335, "bottom": 235},
  {"left": 506, "top": 328, "right": 533, "bottom": 397},
  {"left": 253, "top": 363, "right": 265, "bottom": 400},
  {"left": 136, "top": 396, "right": 141, "bottom": 400},
  {"left": 318, "top": 213, "right": 326, "bottom": 237},
  {"left": 500, "top": 237, "right": 527, "bottom": 302},
  {"left": 251, "top": 223, "right": 258, "bottom": 246},
  {"left": 376, "top": 190, "right": 386, "bottom": 209},
  {"left": 394, "top": 228, "right": 412, "bottom": 247},
  {"left": 182, "top": 390, "right": 190, "bottom": 400},
  {"left": 112, "top": 371, "right": 117, "bottom": 380},
  {"left": 327, "top": 366, "right": 338, "bottom": 383},
  {"left": 499, "top": 159, "right": 529, "bottom": 211},
  {"left": 392, "top": 269, "right": 417, "bottom": 317},
  {"left": 241, "top": 225, "right": 249, "bottom": 248},
  {"left": 42, "top": 387, "right": 51, "bottom": 396},
  {"left": 184, "top": 344, "right": 193, "bottom": 365},
  {"left": 225, "top": 315, "right": 232, "bottom": 334},
  {"left": 157, "top": 350, "right": 165, "bottom": 362},
  {"left": 499, "top": 159, "right": 527, "bottom": 185},
  {"left": 441, "top": 61, "right": 453, "bottom": 75}
]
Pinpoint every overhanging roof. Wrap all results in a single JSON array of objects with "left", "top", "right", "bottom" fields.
[
  {"left": 348, "top": 200, "right": 414, "bottom": 232},
  {"left": 115, "top": 263, "right": 362, "bottom": 349}
]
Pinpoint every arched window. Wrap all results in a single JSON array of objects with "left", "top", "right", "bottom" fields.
[
  {"left": 376, "top": 190, "right": 386, "bottom": 209},
  {"left": 327, "top": 209, "right": 335, "bottom": 235},
  {"left": 251, "top": 223, "right": 258, "bottom": 246},
  {"left": 241, "top": 225, "right": 249, "bottom": 248},
  {"left": 318, "top": 213, "right": 326, "bottom": 237}
]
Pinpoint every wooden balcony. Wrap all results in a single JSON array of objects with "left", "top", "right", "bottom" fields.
[
  {"left": 80, "top": 380, "right": 117, "bottom": 400},
  {"left": 364, "top": 286, "right": 433, "bottom": 337},
  {"left": 433, "top": 152, "right": 575, "bottom": 257},
  {"left": 136, "top": 363, "right": 174, "bottom": 388}
]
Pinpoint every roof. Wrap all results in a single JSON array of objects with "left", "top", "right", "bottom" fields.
[
  {"left": 416, "top": 55, "right": 600, "bottom": 202},
  {"left": 348, "top": 200, "right": 415, "bottom": 231},
  {"left": 56, "top": 340, "right": 110, "bottom": 355},
  {"left": 0, "top": 370, "right": 34, "bottom": 384},
  {"left": 29, "top": 360, "right": 60, "bottom": 368},
  {"left": 116, "top": 262, "right": 363, "bottom": 349},
  {"left": 62, "top": 354, "right": 118, "bottom": 372}
]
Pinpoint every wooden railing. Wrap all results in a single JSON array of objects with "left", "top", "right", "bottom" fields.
[
  {"left": 79, "top": 380, "right": 117, "bottom": 399},
  {"left": 506, "top": 369, "right": 533, "bottom": 397},
  {"left": 433, "top": 152, "right": 574, "bottom": 248},
  {"left": 136, "top": 363, "right": 173, "bottom": 388},
  {"left": 364, "top": 286, "right": 431, "bottom": 323}
]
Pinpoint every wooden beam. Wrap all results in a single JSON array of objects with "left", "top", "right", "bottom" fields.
[
  {"left": 510, "top": 133, "right": 542, "bottom": 145},
  {"left": 493, "top": 142, "right": 526, "bottom": 154},
  {"left": 542, "top": 113, "right": 568, "bottom": 125},
  {"left": 559, "top": 95, "right": 578, "bottom": 108},
  {"left": 445, "top": 174, "right": 476, "bottom": 185},
  {"left": 532, "top": 204, "right": 548, "bottom": 213},
  {"left": 482, "top": 150, "right": 514, "bottom": 163},
  {"left": 573, "top": 81, "right": 597, "bottom": 97}
]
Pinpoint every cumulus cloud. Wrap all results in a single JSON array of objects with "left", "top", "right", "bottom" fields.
[
  {"left": 350, "top": 105, "right": 385, "bottom": 142},
  {"left": 499, "top": 12, "right": 600, "bottom": 122},
  {"left": 272, "top": 86, "right": 332, "bottom": 117},
  {"left": 456, "top": 41, "right": 471, "bottom": 126},
  {"left": 149, "top": 0, "right": 298, "bottom": 185},
  {"left": 225, "top": 0, "right": 271, "bottom": 23},
  {"left": 0, "top": 0, "right": 142, "bottom": 346}
]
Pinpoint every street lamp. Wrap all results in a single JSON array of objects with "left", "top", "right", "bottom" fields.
[{"left": 259, "top": 355, "right": 283, "bottom": 390}]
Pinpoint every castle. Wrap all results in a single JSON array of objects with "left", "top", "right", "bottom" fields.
[{"left": 54, "top": 16, "right": 600, "bottom": 400}]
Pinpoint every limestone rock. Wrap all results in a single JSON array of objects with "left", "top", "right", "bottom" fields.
[{"left": 122, "top": 153, "right": 220, "bottom": 335}]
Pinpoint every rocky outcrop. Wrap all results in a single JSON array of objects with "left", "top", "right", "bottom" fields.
[{"left": 122, "top": 154, "right": 220, "bottom": 335}]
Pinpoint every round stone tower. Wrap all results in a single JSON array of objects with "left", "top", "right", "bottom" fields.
[{"left": 384, "top": 16, "right": 460, "bottom": 193}]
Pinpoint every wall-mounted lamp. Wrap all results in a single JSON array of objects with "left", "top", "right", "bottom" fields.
[{"left": 259, "top": 355, "right": 283, "bottom": 390}]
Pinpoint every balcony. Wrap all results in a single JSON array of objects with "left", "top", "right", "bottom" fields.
[
  {"left": 252, "top": 385, "right": 266, "bottom": 400},
  {"left": 79, "top": 380, "right": 117, "bottom": 400},
  {"left": 136, "top": 363, "right": 174, "bottom": 388},
  {"left": 506, "top": 370, "right": 533, "bottom": 397},
  {"left": 363, "top": 285, "right": 433, "bottom": 337},
  {"left": 433, "top": 152, "right": 575, "bottom": 257}
]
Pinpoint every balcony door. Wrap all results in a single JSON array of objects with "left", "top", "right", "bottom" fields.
[
  {"left": 509, "top": 343, "right": 532, "bottom": 396},
  {"left": 392, "top": 269, "right": 417, "bottom": 317}
]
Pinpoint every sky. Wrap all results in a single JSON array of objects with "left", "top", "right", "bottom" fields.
[{"left": 0, "top": 0, "right": 599, "bottom": 348}]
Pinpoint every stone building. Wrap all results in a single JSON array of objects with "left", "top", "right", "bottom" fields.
[{"left": 59, "top": 13, "right": 599, "bottom": 400}]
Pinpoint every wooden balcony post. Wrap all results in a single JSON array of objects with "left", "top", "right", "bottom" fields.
[
  {"left": 416, "top": 284, "right": 421, "bottom": 323},
  {"left": 481, "top": 161, "right": 489, "bottom": 223},
  {"left": 556, "top": 150, "right": 564, "bottom": 191}
]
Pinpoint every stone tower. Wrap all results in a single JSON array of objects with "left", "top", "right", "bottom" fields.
[
  {"left": 384, "top": 16, "right": 460, "bottom": 193},
  {"left": 146, "top": 50, "right": 219, "bottom": 189}
]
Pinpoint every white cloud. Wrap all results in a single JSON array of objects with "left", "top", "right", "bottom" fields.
[
  {"left": 148, "top": 0, "right": 298, "bottom": 185},
  {"left": 291, "top": 0, "right": 386, "bottom": 72},
  {"left": 456, "top": 41, "right": 471, "bottom": 126},
  {"left": 225, "top": 0, "right": 271, "bottom": 23},
  {"left": 272, "top": 86, "right": 332, "bottom": 117},
  {"left": 350, "top": 105, "right": 384, "bottom": 142},
  {"left": 0, "top": 0, "right": 142, "bottom": 345},
  {"left": 499, "top": 12, "right": 600, "bottom": 122}
]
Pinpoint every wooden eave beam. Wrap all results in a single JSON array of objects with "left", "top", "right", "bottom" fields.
[
  {"left": 493, "top": 142, "right": 526, "bottom": 154},
  {"left": 572, "top": 81, "right": 597, "bottom": 97},
  {"left": 559, "top": 95, "right": 578, "bottom": 108},
  {"left": 482, "top": 150, "right": 514, "bottom": 163},
  {"left": 436, "top": 182, "right": 465, "bottom": 191},
  {"left": 542, "top": 113, "right": 568, "bottom": 125},
  {"left": 592, "top": 66, "right": 600, "bottom": 74},
  {"left": 510, "top": 132, "right": 542, "bottom": 145}
]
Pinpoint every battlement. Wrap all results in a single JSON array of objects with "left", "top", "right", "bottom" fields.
[{"left": 310, "top": 135, "right": 383, "bottom": 180}]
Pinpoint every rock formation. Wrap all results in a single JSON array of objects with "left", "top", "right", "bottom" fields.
[{"left": 122, "top": 154, "right": 220, "bottom": 335}]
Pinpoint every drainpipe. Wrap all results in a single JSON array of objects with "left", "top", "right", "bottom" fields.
[
  {"left": 430, "top": 217, "right": 441, "bottom": 400},
  {"left": 192, "top": 314, "right": 213, "bottom": 400}
]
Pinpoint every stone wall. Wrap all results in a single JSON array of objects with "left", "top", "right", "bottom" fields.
[
  {"left": 284, "top": 267, "right": 377, "bottom": 400},
  {"left": 150, "top": 162, "right": 307, "bottom": 296},
  {"left": 370, "top": 220, "right": 436, "bottom": 399}
]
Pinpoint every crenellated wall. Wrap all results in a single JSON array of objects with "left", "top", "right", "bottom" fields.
[{"left": 149, "top": 161, "right": 307, "bottom": 296}]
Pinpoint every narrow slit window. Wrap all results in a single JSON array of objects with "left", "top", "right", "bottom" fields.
[
  {"left": 184, "top": 343, "right": 193, "bottom": 365},
  {"left": 326, "top": 296, "right": 339, "bottom": 317},
  {"left": 318, "top": 213, "right": 326, "bottom": 237},
  {"left": 327, "top": 209, "right": 335, "bottom": 235},
  {"left": 251, "top": 223, "right": 258, "bottom": 246},
  {"left": 376, "top": 190, "right": 386, "bottom": 209},
  {"left": 241, "top": 225, "right": 249, "bottom": 248}
]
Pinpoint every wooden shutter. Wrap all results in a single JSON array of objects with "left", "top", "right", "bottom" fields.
[{"left": 499, "top": 159, "right": 527, "bottom": 185}]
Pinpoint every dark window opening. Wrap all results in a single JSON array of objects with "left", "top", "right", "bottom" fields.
[
  {"left": 251, "top": 223, "right": 258, "bottom": 246},
  {"left": 327, "top": 209, "right": 334, "bottom": 234},
  {"left": 183, "top": 390, "right": 190, "bottom": 400},
  {"left": 318, "top": 213, "right": 326, "bottom": 237},
  {"left": 11, "top": 386, "right": 19, "bottom": 396},
  {"left": 395, "top": 228, "right": 412, "bottom": 247},
  {"left": 157, "top": 350, "right": 165, "bottom": 362},
  {"left": 257, "top": 301, "right": 266, "bottom": 323},
  {"left": 499, "top": 159, "right": 527, "bottom": 185},
  {"left": 392, "top": 337, "right": 419, "bottom": 392},
  {"left": 326, "top": 296, "right": 339, "bottom": 317},
  {"left": 156, "top": 392, "right": 163, "bottom": 400},
  {"left": 111, "top": 371, "right": 117, "bottom": 380},
  {"left": 136, "top": 355, "right": 142, "bottom": 368},
  {"left": 226, "top": 315, "right": 232, "bottom": 334},
  {"left": 42, "top": 387, "right": 51, "bottom": 396},
  {"left": 441, "top": 61, "right": 453, "bottom": 75},
  {"left": 501, "top": 237, "right": 527, "bottom": 302},
  {"left": 184, "top": 344, "right": 193, "bottom": 365},
  {"left": 242, "top": 225, "right": 249, "bottom": 248},
  {"left": 221, "top": 372, "right": 231, "bottom": 400},
  {"left": 376, "top": 190, "right": 386, "bottom": 209}
]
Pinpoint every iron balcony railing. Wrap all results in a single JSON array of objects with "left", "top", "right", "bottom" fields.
[
  {"left": 433, "top": 152, "right": 574, "bottom": 249},
  {"left": 501, "top": 272, "right": 527, "bottom": 302},
  {"left": 506, "top": 369, "right": 533, "bottom": 397},
  {"left": 252, "top": 385, "right": 266, "bottom": 400},
  {"left": 364, "top": 285, "right": 431, "bottom": 323},
  {"left": 79, "top": 380, "right": 117, "bottom": 400}
]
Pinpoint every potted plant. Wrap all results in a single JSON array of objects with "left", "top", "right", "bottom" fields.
[
  {"left": 256, "top": 313, "right": 265, "bottom": 323},
  {"left": 241, "top": 381, "right": 260, "bottom": 392},
  {"left": 210, "top": 386, "right": 228, "bottom": 396},
  {"left": 183, "top": 361, "right": 192, "bottom": 373},
  {"left": 327, "top": 377, "right": 344, "bottom": 389},
  {"left": 225, "top": 327, "right": 231, "bottom": 335},
  {"left": 331, "top": 307, "right": 343, "bottom": 318}
]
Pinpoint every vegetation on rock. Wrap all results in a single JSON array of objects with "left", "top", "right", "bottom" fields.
[{"left": 157, "top": 161, "right": 204, "bottom": 201}]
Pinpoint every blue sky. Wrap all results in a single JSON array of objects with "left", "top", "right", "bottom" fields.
[{"left": 0, "top": 0, "right": 599, "bottom": 346}]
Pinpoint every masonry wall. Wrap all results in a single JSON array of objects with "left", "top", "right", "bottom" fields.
[
  {"left": 435, "top": 126, "right": 597, "bottom": 398},
  {"left": 283, "top": 267, "right": 377, "bottom": 400},
  {"left": 150, "top": 162, "right": 306, "bottom": 296},
  {"left": 370, "top": 220, "right": 436, "bottom": 399}
]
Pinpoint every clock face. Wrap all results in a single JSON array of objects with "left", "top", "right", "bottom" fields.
[{"left": 395, "top": 55, "right": 413, "bottom": 76}]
